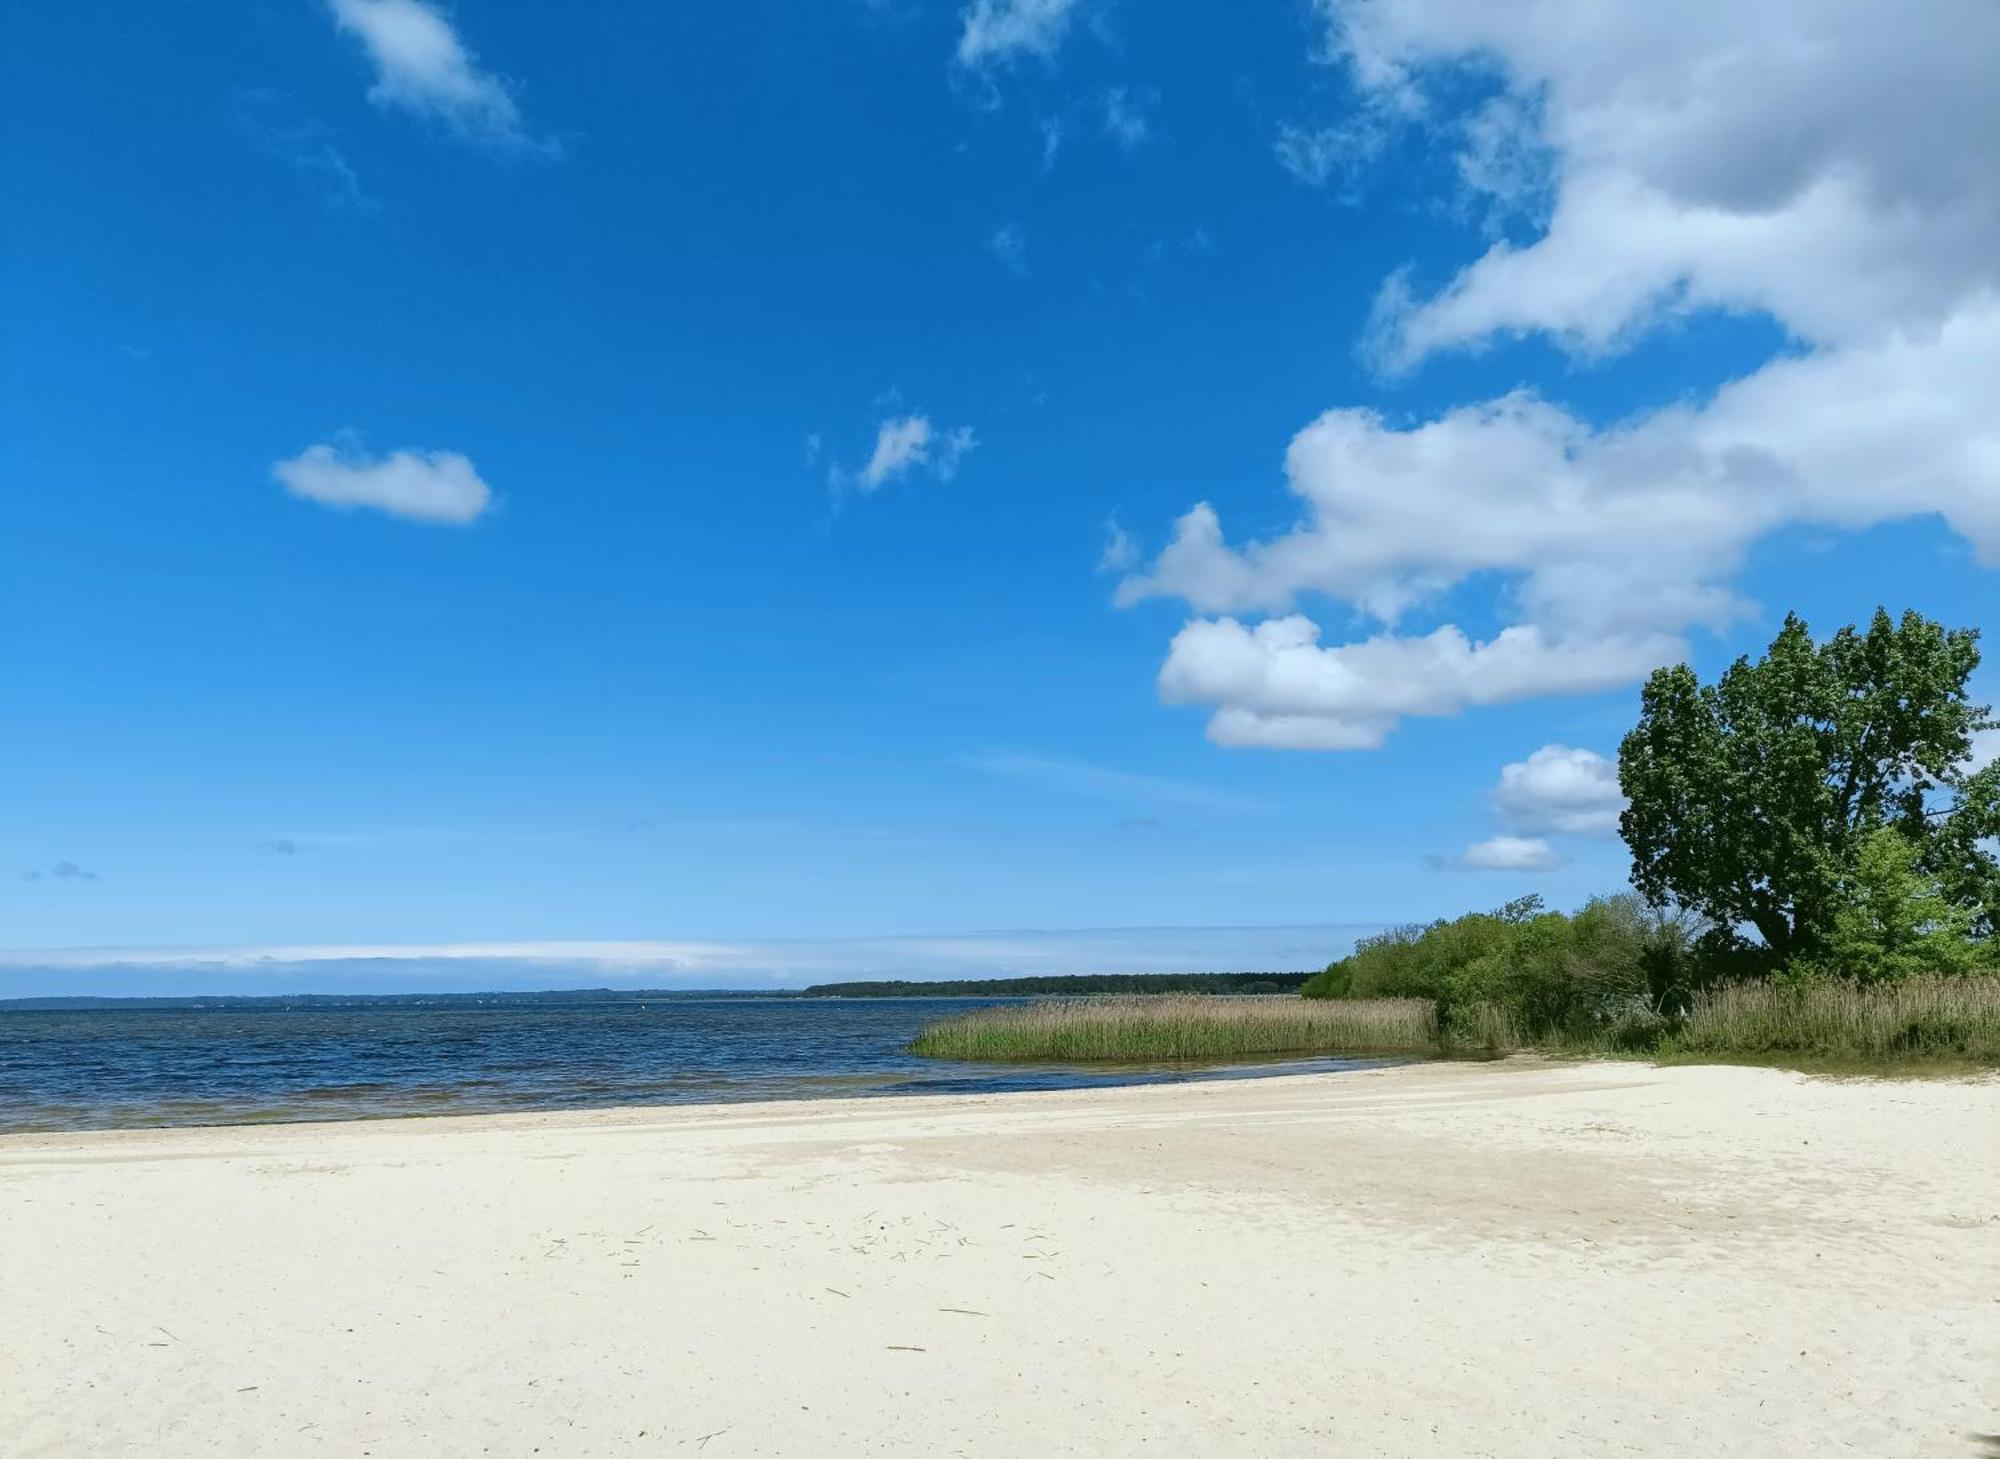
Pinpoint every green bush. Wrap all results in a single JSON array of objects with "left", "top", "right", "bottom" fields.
[{"left": 1305, "top": 894, "right": 1676, "bottom": 1042}]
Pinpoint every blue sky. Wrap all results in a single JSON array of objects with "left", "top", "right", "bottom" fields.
[{"left": 4, "top": 0, "right": 1996, "bottom": 993}]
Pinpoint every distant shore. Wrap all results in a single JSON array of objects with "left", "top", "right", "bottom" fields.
[{"left": 5, "top": 1060, "right": 1995, "bottom": 1456}]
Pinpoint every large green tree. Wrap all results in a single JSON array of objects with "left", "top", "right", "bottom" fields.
[{"left": 1617, "top": 609, "right": 1998, "bottom": 966}]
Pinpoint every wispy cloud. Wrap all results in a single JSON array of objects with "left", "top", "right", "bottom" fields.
[
  {"left": 1097, "top": 518, "right": 1138, "bottom": 574},
  {"left": 1038, "top": 116, "right": 1065, "bottom": 170},
  {"left": 273, "top": 438, "right": 494, "bottom": 524},
  {"left": 965, "top": 750, "right": 1263, "bottom": 812},
  {"left": 1101, "top": 86, "right": 1155, "bottom": 151},
  {"left": 0, "top": 924, "right": 1374, "bottom": 995},
  {"left": 328, "top": 0, "right": 554, "bottom": 154},
  {"left": 955, "top": 0, "right": 1080, "bottom": 69},
  {"left": 22, "top": 861, "right": 100, "bottom": 883},
  {"left": 1272, "top": 118, "right": 1387, "bottom": 193},
  {"left": 987, "top": 222, "right": 1028, "bottom": 277},
  {"left": 231, "top": 89, "right": 376, "bottom": 212},
  {"left": 832, "top": 414, "right": 978, "bottom": 494}
]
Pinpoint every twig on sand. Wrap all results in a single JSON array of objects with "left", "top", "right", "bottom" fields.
[
  {"left": 887, "top": 1345, "right": 927, "bottom": 1352},
  {"left": 824, "top": 1288, "right": 850, "bottom": 1298},
  {"left": 693, "top": 1426, "right": 731, "bottom": 1450},
  {"left": 938, "top": 1307, "right": 988, "bottom": 1317}
]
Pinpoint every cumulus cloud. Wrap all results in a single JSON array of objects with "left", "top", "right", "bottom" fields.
[
  {"left": 843, "top": 415, "right": 978, "bottom": 493},
  {"left": 1439, "top": 836, "right": 1563, "bottom": 873},
  {"left": 1493, "top": 745, "right": 1624, "bottom": 837},
  {"left": 274, "top": 441, "right": 494, "bottom": 524},
  {"left": 956, "top": 0, "right": 1080, "bottom": 68},
  {"left": 1158, "top": 616, "right": 1673, "bottom": 751},
  {"left": 329, "top": 0, "right": 550, "bottom": 152},
  {"left": 1123, "top": 2, "right": 2000, "bottom": 749},
  {"left": 1331, "top": 0, "right": 2000, "bottom": 367}
]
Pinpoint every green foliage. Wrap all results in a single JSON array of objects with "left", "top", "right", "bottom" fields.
[
  {"left": 1618, "top": 608, "right": 1996, "bottom": 965},
  {"left": 1799, "top": 828, "right": 1990, "bottom": 983},
  {"left": 1303, "top": 894, "right": 1680, "bottom": 1041}
]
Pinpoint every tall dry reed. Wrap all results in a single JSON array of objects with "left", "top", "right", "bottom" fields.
[
  {"left": 910, "top": 995, "right": 1438, "bottom": 1062},
  {"left": 1675, "top": 976, "right": 2000, "bottom": 1059}
]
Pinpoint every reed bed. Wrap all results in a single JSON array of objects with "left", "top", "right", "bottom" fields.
[
  {"left": 910, "top": 995, "right": 1439, "bottom": 1062},
  {"left": 1673, "top": 976, "right": 2000, "bottom": 1060}
]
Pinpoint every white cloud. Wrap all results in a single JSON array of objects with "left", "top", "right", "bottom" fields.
[
  {"left": 1101, "top": 87, "right": 1153, "bottom": 151},
  {"left": 329, "top": 0, "right": 549, "bottom": 151},
  {"left": 1327, "top": 0, "right": 2000, "bottom": 368},
  {"left": 988, "top": 222, "right": 1028, "bottom": 276},
  {"left": 1158, "top": 616, "right": 1673, "bottom": 751},
  {"left": 956, "top": 0, "right": 1080, "bottom": 68},
  {"left": 1123, "top": 3, "right": 2000, "bottom": 749},
  {"left": 1967, "top": 727, "right": 2000, "bottom": 777},
  {"left": 1443, "top": 836, "right": 1564, "bottom": 872},
  {"left": 1493, "top": 745, "right": 1624, "bottom": 836},
  {"left": 274, "top": 441, "right": 493, "bottom": 524},
  {"left": 0, "top": 924, "right": 1374, "bottom": 994},
  {"left": 849, "top": 415, "right": 978, "bottom": 492}
]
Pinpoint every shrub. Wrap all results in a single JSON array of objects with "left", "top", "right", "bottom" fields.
[{"left": 1306, "top": 894, "right": 1670, "bottom": 1042}]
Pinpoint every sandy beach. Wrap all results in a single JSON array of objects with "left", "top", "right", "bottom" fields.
[{"left": 4, "top": 1059, "right": 1997, "bottom": 1457}]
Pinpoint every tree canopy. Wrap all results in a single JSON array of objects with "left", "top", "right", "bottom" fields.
[{"left": 1617, "top": 608, "right": 1998, "bottom": 964}]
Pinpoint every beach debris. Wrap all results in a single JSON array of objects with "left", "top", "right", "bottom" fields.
[
  {"left": 886, "top": 1345, "right": 926, "bottom": 1352},
  {"left": 938, "top": 1307, "right": 988, "bottom": 1317},
  {"left": 824, "top": 1288, "right": 850, "bottom": 1298}
]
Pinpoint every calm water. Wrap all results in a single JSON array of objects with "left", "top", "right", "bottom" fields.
[{"left": 0, "top": 998, "right": 1399, "bottom": 1134}]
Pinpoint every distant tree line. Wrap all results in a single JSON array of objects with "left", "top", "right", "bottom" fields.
[{"left": 805, "top": 972, "right": 1313, "bottom": 998}]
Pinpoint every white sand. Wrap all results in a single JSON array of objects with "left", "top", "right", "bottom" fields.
[{"left": 4, "top": 1059, "right": 1997, "bottom": 1457}]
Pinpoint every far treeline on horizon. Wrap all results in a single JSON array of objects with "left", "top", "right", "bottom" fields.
[{"left": 0, "top": 971, "right": 1314, "bottom": 1010}]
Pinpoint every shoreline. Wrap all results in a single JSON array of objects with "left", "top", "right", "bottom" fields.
[{"left": 6, "top": 1059, "right": 1997, "bottom": 1456}]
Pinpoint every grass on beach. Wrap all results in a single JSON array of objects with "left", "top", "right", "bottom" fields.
[
  {"left": 910, "top": 978, "right": 2000, "bottom": 1071},
  {"left": 1667, "top": 977, "right": 2000, "bottom": 1062},
  {"left": 909, "top": 995, "right": 1438, "bottom": 1062}
]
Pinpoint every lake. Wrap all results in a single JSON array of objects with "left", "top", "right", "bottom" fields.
[{"left": 0, "top": 997, "right": 1399, "bottom": 1133}]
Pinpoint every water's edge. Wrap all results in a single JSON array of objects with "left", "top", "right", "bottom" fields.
[{"left": 0, "top": 998, "right": 1404, "bottom": 1135}]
